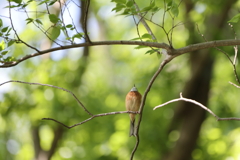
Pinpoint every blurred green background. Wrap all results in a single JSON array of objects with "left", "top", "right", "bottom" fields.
[{"left": 1, "top": 0, "right": 240, "bottom": 159}]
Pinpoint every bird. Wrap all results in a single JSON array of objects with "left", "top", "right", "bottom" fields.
[{"left": 125, "top": 85, "right": 142, "bottom": 137}]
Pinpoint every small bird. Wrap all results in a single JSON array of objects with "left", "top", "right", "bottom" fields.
[{"left": 125, "top": 85, "right": 142, "bottom": 136}]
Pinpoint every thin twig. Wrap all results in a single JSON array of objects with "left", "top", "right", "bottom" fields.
[
  {"left": 196, "top": 24, "right": 240, "bottom": 84},
  {"left": 0, "top": 80, "right": 93, "bottom": 116},
  {"left": 3, "top": 39, "right": 240, "bottom": 68},
  {"left": 8, "top": 1, "right": 40, "bottom": 52},
  {"left": 0, "top": 40, "right": 170, "bottom": 67},
  {"left": 154, "top": 92, "right": 240, "bottom": 121},
  {"left": 229, "top": 23, "right": 239, "bottom": 84},
  {"left": 229, "top": 81, "right": 240, "bottom": 88},
  {"left": 82, "top": 0, "right": 91, "bottom": 43},
  {"left": 42, "top": 111, "right": 139, "bottom": 129},
  {"left": 132, "top": 0, "right": 157, "bottom": 42},
  {"left": 58, "top": 0, "right": 72, "bottom": 44},
  {"left": 130, "top": 56, "right": 174, "bottom": 160}
]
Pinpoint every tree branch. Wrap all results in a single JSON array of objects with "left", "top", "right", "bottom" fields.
[
  {"left": 81, "top": 0, "right": 91, "bottom": 43},
  {"left": 130, "top": 56, "right": 174, "bottom": 160},
  {"left": 2, "top": 39, "right": 240, "bottom": 68},
  {"left": 8, "top": 1, "right": 40, "bottom": 53},
  {"left": 154, "top": 92, "right": 240, "bottom": 121},
  {"left": 42, "top": 111, "right": 139, "bottom": 129},
  {"left": 132, "top": 0, "right": 157, "bottom": 41},
  {"left": 0, "top": 80, "right": 93, "bottom": 116}
]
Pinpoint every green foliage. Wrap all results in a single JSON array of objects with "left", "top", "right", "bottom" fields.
[
  {"left": 228, "top": 13, "right": 240, "bottom": 23},
  {"left": 111, "top": 0, "right": 161, "bottom": 16},
  {"left": 0, "top": 18, "right": 16, "bottom": 63},
  {"left": 167, "top": 1, "right": 179, "bottom": 17},
  {"left": 1, "top": 0, "right": 240, "bottom": 160},
  {"left": 9, "top": 0, "right": 22, "bottom": 4},
  {"left": 50, "top": 26, "right": 61, "bottom": 40},
  {"left": 49, "top": 14, "right": 60, "bottom": 24}
]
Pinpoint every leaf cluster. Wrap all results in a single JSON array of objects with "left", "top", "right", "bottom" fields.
[
  {"left": 111, "top": 0, "right": 160, "bottom": 16},
  {"left": 0, "top": 19, "right": 15, "bottom": 63}
]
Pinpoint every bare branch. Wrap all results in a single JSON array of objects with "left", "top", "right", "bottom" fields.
[
  {"left": 132, "top": 0, "right": 157, "bottom": 42},
  {"left": 2, "top": 39, "right": 240, "bottom": 68},
  {"left": 42, "top": 111, "right": 138, "bottom": 129},
  {"left": 82, "top": 0, "right": 91, "bottom": 43},
  {"left": 8, "top": 1, "right": 40, "bottom": 53},
  {"left": 0, "top": 80, "right": 93, "bottom": 116},
  {"left": 229, "top": 81, "right": 240, "bottom": 88},
  {"left": 0, "top": 41, "right": 170, "bottom": 68},
  {"left": 130, "top": 56, "right": 174, "bottom": 159},
  {"left": 154, "top": 92, "right": 240, "bottom": 121},
  {"left": 196, "top": 24, "right": 240, "bottom": 84}
]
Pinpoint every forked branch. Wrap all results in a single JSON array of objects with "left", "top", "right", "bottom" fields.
[
  {"left": 0, "top": 80, "right": 139, "bottom": 128},
  {"left": 154, "top": 92, "right": 240, "bottom": 121}
]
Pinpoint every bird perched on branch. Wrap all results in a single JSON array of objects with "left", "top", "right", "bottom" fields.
[{"left": 125, "top": 85, "right": 142, "bottom": 136}]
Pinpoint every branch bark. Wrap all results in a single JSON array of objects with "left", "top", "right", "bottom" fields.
[
  {"left": 154, "top": 92, "right": 240, "bottom": 121},
  {"left": 2, "top": 39, "right": 240, "bottom": 68}
]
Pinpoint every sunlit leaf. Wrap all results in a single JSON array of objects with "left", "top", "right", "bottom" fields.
[
  {"left": 50, "top": 26, "right": 61, "bottom": 40},
  {"left": 0, "top": 40, "right": 5, "bottom": 51},
  {"left": 112, "top": 4, "right": 125, "bottom": 12},
  {"left": 1, "top": 27, "right": 9, "bottom": 33},
  {"left": 10, "top": 0, "right": 22, "bottom": 4},
  {"left": 228, "top": 13, "right": 240, "bottom": 23},
  {"left": 126, "top": 1, "right": 133, "bottom": 7},
  {"left": 72, "top": 33, "right": 84, "bottom": 40},
  {"left": 111, "top": 0, "right": 126, "bottom": 4},
  {"left": 35, "top": 19, "right": 43, "bottom": 25},
  {"left": 1, "top": 51, "right": 8, "bottom": 55},
  {"left": 26, "top": 18, "right": 33, "bottom": 24},
  {"left": 4, "top": 56, "right": 15, "bottom": 62},
  {"left": 0, "top": 19, "right": 2, "bottom": 28},
  {"left": 37, "top": 0, "right": 49, "bottom": 5},
  {"left": 49, "top": 14, "right": 59, "bottom": 23},
  {"left": 7, "top": 40, "right": 15, "bottom": 47},
  {"left": 135, "top": 45, "right": 148, "bottom": 49},
  {"left": 141, "top": 33, "right": 152, "bottom": 39},
  {"left": 66, "top": 24, "right": 73, "bottom": 28}
]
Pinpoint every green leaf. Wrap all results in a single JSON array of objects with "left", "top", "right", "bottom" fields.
[
  {"left": 50, "top": 26, "right": 61, "bottom": 40},
  {"left": 35, "top": 19, "right": 43, "bottom": 25},
  {"left": 7, "top": 28, "right": 12, "bottom": 34},
  {"left": 10, "top": 0, "right": 22, "bottom": 4},
  {"left": 0, "top": 19, "right": 2, "bottom": 28},
  {"left": 0, "top": 41, "right": 5, "bottom": 51},
  {"left": 135, "top": 45, "right": 148, "bottom": 49},
  {"left": 111, "top": 0, "right": 126, "bottom": 4},
  {"left": 152, "top": 7, "right": 161, "bottom": 13},
  {"left": 66, "top": 24, "right": 73, "bottom": 28},
  {"left": 228, "top": 13, "right": 240, "bottom": 23},
  {"left": 48, "top": 0, "right": 57, "bottom": 6},
  {"left": 171, "top": 2, "right": 179, "bottom": 17},
  {"left": 145, "top": 49, "right": 159, "bottom": 55},
  {"left": 1, "top": 51, "right": 8, "bottom": 55},
  {"left": 1, "top": 27, "right": 9, "bottom": 33},
  {"left": 26, "top": 18, "right": 33, "bottom": 24},
  {"left": 38, "top": 0, "right": 49, "bottom": 5},
  {"left": 49, "top": 14, "right": 59, "bottom": 23},
  {"left": 72, "top": 33, "right": 84, "bottom": 40},
  {"left": 126, "top": 1, "right": 133, "bottom": 7},
  {"left": 112, "top": 3, "right": 125, "bottom": 12},
  {"left": 145, "top": 49, "right": 155, "bottom": 55},
  {"left": 7, "top": 40, "right": 15, "bottom": 47},
  {"left": 141, "top": 33, "right": 152, "bottom": 39},
  {"left": 4, "top": 56, "right": 15, "bottom": 62}
]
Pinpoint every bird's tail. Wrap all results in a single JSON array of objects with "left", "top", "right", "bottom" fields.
[{"left": 129, "top": 119, "right": 135, "bottom": 137}]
